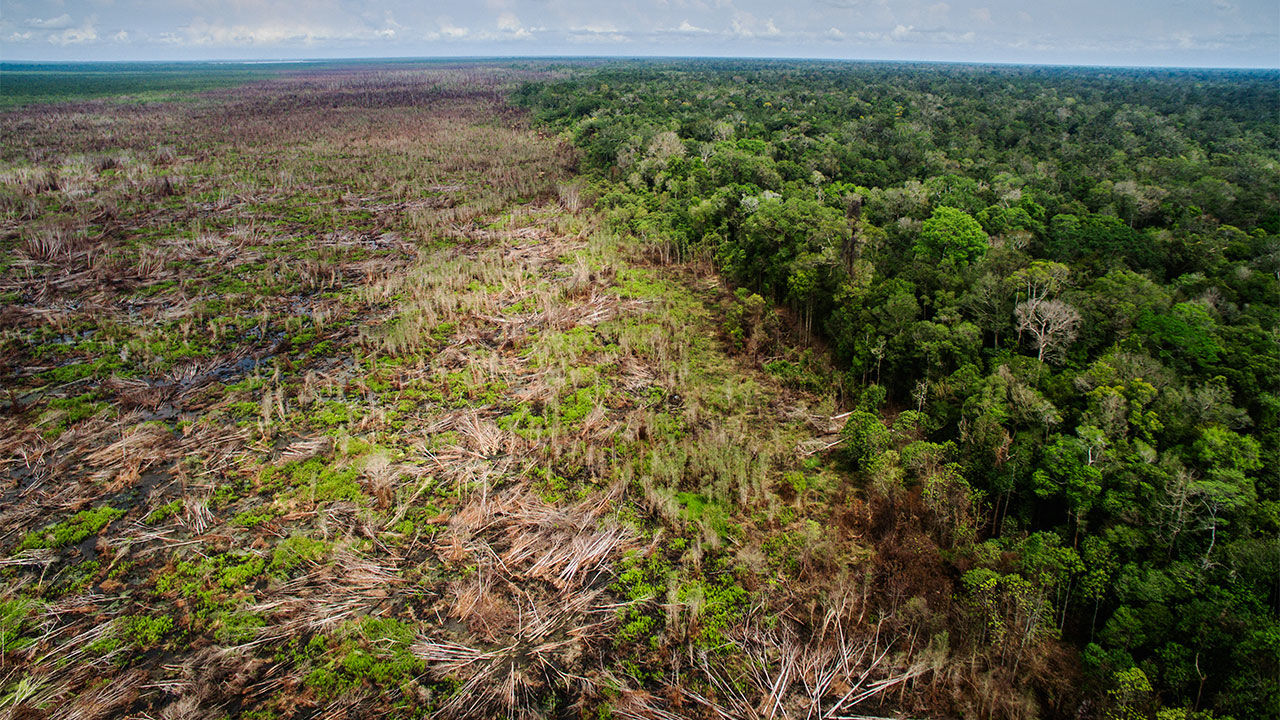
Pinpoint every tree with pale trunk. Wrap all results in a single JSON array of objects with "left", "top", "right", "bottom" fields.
[{"left": 1015, "top": 297, "right": 1081, "bottom": 363}]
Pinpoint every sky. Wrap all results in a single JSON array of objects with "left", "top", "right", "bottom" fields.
[{"left": 2, "top": 0, "right": 1277, "bottom": 68}]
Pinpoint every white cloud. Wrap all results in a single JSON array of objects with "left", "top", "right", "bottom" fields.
[
  {"left": 571, "top": 23, "right": 619, "bottom": 34},
  {"left": 7, "top": 31, "right": 35, "bottom": 42},
  {"left": 729, "top": 13, "right": 780, "bottom": 39},
  {"left": 378, "top": 12, "right": 404, "bottom": 39},
  {"left": 111, "top": 30, "right": 129, "bottom": 42},
  {"left": 567, "top": 32, "right": 629, "bottom": 44},
  {"left": 826, "top": 27, "right": 846, "bottom": 40},
  {"left": 49, "top": 25, "right": 99, "bottom": 45},
  {"left": 850, "top": 22, "right": 978, "bottom": 46},
  {"left": 26, "top": 14, "right": 74, "bottom": 29},
  {"left": 174, "top": 18, "right": 397, "bottom": 47},
  {"left": 970, "top": 7, "right": 991, "bottom": 23},
  {"left": 495, "top": 12, "right": 531, "bottom": 38},
  {"left": 497, "top": 13, "right": 520, "bottom": 31},
  {"left": 676, "top": 20, "right": 710, "bottom": 34},
  {"left": 567, "top": 21, "right": 629, "bottom": 44},
  {"left": 438, "top": 20, "right": 469, "bottom": 39}
]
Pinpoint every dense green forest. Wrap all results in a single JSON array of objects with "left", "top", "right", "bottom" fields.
[
  {"left": 0, "top": 62, "right": 291, "bottom": 108},
  {"left": 515, "top": 61, "right": 1280, "bottom": 718}
]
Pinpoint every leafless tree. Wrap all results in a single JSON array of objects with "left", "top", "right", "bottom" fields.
[{"left": 1015, "top": 298, "right": 1081, "bottom": 363}]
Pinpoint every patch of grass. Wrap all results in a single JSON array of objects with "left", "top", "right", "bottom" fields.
[
  {"left": 55, "top": 559, "right": 101, "bottom": 596},
  {"left": 17, "top": 505, "right": 124, "bottom": 551},
  {"left": 612, "top": 551, "right": 671, "bottom": 648},
  {"left": 531, "top": 465, "right": 573, "bottom": 504},
  {"left": 304, "top": 617, "right": 426, "bottom": 700},
  {"left": 437, "top": 370, "right": 507, "bottom": 408},
  {"left": 156, "top": 552, "right": 265, "bottom": 602},
  {"left": 86, "top": 613, "right": 175, "bottom": 657},
  {"left": 523, "top": 326, "right": 609, "bottom": 367},
  {"left": 674, "top": 492, "right": 736, "bottom": 540},
  {"left": 218, "top": 555, "right": 266, "bottom": 589},
  {"left": 0, "top": 62, "right": 281, "bottom": 108},
  {"left": 311, "top": 401, "right": 362, "bottom": 429},
  {"left": 145, "top": 500, "right": 183, "bottom": 524},
  {"left": 270, "top": 534, "right": 331, "bottom": 576},
  {"left": 762, "top": 530, "right": 804, "bottom": 576},
  {"left": 555, "top": 382, "right": 610, "bottom": 425},
  {"left": 227, "top": 400, "right": 261, "bottom": 419},
  {"left": 679, "top": 575, "right": 749, "bottom": 647},
  {"left": 0, "top": 598, "right": 38, "bottom": 652},
  {"left": 497, "top": 402, "right": 547, "bottom": 438},
  {"left": 613, "top": 268, "right": 671, "bottom": 300},
  {"left": 763, "top": 355, "right": 826, "bottom": 392},
  {"left": 120, "top": 614, "right": 174, "bottom": 648},
  {"left": 214, "top": 610, "right": 266, "bottom": 645},
  {"left": 231, "top": 506, "right": 279, "bottom": 528},
  {"left": 38, "top": 356, "right": 126, "bottom": 384},
  {"left": 37, "top": 392, "right": 111, "bottom": 438},
  {"left": 262, "top": 457, "right": 368, "bottom": 506}
]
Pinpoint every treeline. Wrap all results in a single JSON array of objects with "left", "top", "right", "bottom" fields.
[{"left": 514, "top": 61, "right": 1280, "bottom": 718}]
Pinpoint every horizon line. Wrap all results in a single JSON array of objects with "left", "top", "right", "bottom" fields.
[{"left": 1, "top": 54, "right": 1277, "bottom": 73}]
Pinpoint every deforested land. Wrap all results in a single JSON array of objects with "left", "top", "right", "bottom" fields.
[{"left": 0, "top": 59, "right": 1276, "bottom": 720}]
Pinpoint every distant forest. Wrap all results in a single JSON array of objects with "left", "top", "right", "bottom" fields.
[{"left": 516, "top": 61, "right": 1280, "bottom": 719}]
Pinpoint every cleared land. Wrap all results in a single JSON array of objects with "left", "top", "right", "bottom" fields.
[{"left": 0, "top": 66, "right": 977, "bottom": 718}]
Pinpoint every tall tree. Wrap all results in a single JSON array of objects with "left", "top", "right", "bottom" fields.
[
  {"left": 915, "top": 206, "right": 989, "bottom": 264},
  {"left": 1015, "top": 298, "right": 1082, "bottom": 363}
]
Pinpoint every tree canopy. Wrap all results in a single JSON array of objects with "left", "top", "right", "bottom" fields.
[{"left": 516, "top": 60, "right": 1280, "bottom": 720}]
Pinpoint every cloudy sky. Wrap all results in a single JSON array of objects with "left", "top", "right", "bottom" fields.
[{"left": 2, "top": 0, "right": 1277, "bottom": 67}]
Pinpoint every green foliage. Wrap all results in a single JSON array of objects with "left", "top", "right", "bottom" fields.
[
  {"left": 145, "top": 500, "right": 183, "bottom": 524},
  {"left": 1106, "top": 667, "right": 1154, "bottom": 720},
  {"left": 916, "top": 206, "right": 989, "bottom": 263},
  {"left": 723, "top": 289, "right": 768, "bottom": 351},
  {"left": 262, "top": 457, "right": 367, "bottom": 506},
  {"left": 1138, "top": 302, "right": 1223, "bottom": 372},
  {"left": 119, "top": 614, "right": 174, "bottom": 648},
  {"left": 839, "top": 411, "right": 892, "bottom": 468},
  {"left": 270, "top": 535, "right": 331, "bottom": 576},
  {"left": 763, "top": 353, "right": 827, "bottom": 392},
  {"left": 674, "top": 492, "right": 736, "bottom": 539},
  {"left": 557, "top": 382, "right": 609, "bottom": 425},
  {"left": 0, "top": 598, "right": 38, "bottom": 652},
  {"left": 35, "top": 391, "right": 115, "bottom": 438},
  {"left": 727, "top": 194, "right": 850, "bottom": 304},
  {"left": 232, "top": 507, "right": 279, "bottom": 528},
  {"left": 214, "top": 611, "right": 266, "bottom": 645},
  {"left": 312, "top": 401, "right": 361, "bottom": 428},
  {"left": 612, "top": 551, "right": 671, "bottom": 647},
  {"left": 17, "top": 505, "right": 124, "bottom": 551},
  {"left": 217, "top": 555, "right": 266, "bottom": 589},
  {"left": 678, "top": 576, "right": 748, "bottom": 646},
  {"left": 518, "top": 61, "right": 1279, "bottom": 718},
  {"left": 156, "top": 552, "right": 265, "bottom": 599},
  {"left": 304, "top": 617, "right": 426, "bottom": 700},
  {"left": 0, "top": 62, "right": 283, "bottom": 108}
]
